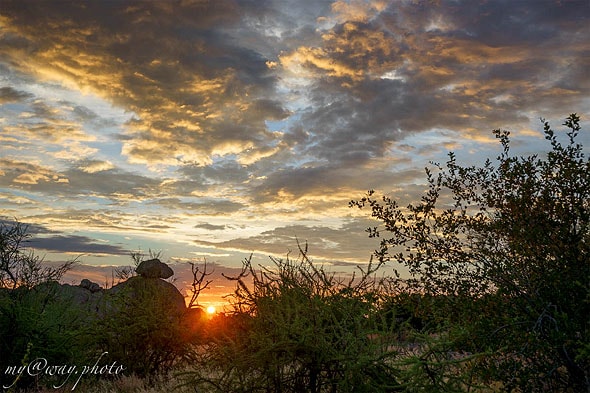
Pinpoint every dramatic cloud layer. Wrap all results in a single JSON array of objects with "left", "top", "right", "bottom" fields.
[{"left": 1, "top": 0, "right": 589, "bottom": 306}]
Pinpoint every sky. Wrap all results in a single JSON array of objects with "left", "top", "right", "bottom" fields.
[{"left": 1, "top": 0, "right": 589, "bottom": 308}]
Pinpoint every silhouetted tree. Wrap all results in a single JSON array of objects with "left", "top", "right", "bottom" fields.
[
  {"left": 0, "top": 220, "right": 74, "bottom": 289},
  {"left": 351, "top": 114, "right": 590, "bottom": 391}
]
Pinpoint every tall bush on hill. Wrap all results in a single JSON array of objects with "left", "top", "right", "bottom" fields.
[{"left": 351, "top": 114, "right": 590, "bottom": 392}]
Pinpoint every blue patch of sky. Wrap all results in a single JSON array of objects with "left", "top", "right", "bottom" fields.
[
  {"left": 0, "top": 187, "right": 40, "bottom": 204},
  {"left": 0, "top": 102, "right": 27, "bottom": 114},
  {"left": 264, "top": 118, "right": 286, "bottom": 132},
  {"left": 2, "top": 69, "right": 135, "bottom": 155}
]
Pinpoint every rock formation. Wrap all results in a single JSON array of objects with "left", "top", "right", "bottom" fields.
[
  {"left": 107, "top": 275, "right": 186, "bottom": 314},
  {"left": 34, "top": 259, "right": 185, "bottom": 317},
  {"left": 135, "top": 258, "right": 174, "bottom": 279},
  {"left": 79, "top": 278, "right": 102, "bottom": 293}
]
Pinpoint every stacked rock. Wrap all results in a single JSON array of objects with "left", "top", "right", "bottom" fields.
[{"left": 135, "top": 258, "right": 174, "bottom": 279}]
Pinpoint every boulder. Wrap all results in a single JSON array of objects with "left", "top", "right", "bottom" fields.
[
  {"left": 23, "top": 262, "right": 185, "bottom": 322},
  {"left": 107, "top": 276, "right": 186, "bottom": 315},
  {"left": 79, "top": 278, "right": 102, "bottom": 293},
  {"left": 32, "top": 281, "right": 103, "bottom": 316},
  {"left": 135, "top": 258, "right": 174, "bottom": 279}
]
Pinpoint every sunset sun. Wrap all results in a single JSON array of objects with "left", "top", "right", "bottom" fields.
[{"left": 206, "top": 306, "right": 216, "bottom": 315}]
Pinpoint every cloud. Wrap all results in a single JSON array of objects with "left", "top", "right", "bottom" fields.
[
  {"left": 30, "top": 235, "right": 129, "bottom": 256},
  {"left": 0, "top": 218, "right": 125, "bottom": 256},
  {"left": 0, "top": 192, "right": 36, "bottom": 206},
  {"left": 0, "top": 86, "right": 109, "bottom": 168},
  {"left": 248, "top": 155, "right": 422, "bottom": 206},
  {"left": 0, "top": 86, "right": 33, "bottom": 103},
  {"left": 194, "top": 223, "right": 229, "bottom": 231},
  {"left": 77, "top": 160, "right": 115, "bottom": 174},
  {"left": 330, "top": 0, "right": 389, "bottom": 24},
  {"left": 0, "top": 158, "right": 165, "bottom": 202},
  {"left": 0, "top": 217, "right": 56, "bottom": 235},
  {"left": 4, "top": 0, "right": 586, "bottom": 187},
  {"left": 1, "top": 0, "right": 588, "bottom": 278},
  {"left": 1, "top": 0, "right": 290, "bottom": 167},
  {"left": 193, "top": 219, "right": 382, "bottom": 264},
  {"left": 151, "top": 198, "right": 245, "bottom": 215},
  {"left": 0, "top": 159, "right": 69, "bottom": 187},
  {"left": 276, "top": 0, "right": 589, "bottom": 175},
  {"left": 178, "top": 159, "right": 251, "bottom": 185},
  {"left": 4, "top": 100, "right": 96, "bottom": 143}
]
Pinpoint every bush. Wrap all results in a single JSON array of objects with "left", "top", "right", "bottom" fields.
[
  {"left": 351, "top": 114, "right": 590, "bottom": 391},
  {"left": 187, "top": 247, "right": 402, "bottom": 393},
  {"left": 0, "top": 220, "right": 82, "bottom": 390},
  {"left": 91, "top": 276, "right": 189, "bottom": 379}
]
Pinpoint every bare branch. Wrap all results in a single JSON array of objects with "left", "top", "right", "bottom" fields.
[{"left": 187, "top": 259, "right": 214, "bottom": 309}]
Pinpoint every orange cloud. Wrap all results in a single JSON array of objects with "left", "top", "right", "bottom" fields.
[{"left": 331, "top": 0, "right": 389, "bottom": 23}]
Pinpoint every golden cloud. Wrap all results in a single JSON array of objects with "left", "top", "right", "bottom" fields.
[
  {"left": 79, "top": 160, "right": 115, "bottom": 174},
  {"left": 281, "top": 17, "right": 399, "bottom": 85},
  {"left": 13, "top": 173, "right": 52, "bottom": 185},
  {"left": 5, "top": 161, "right": 69, "bottom": 185},
  {"left": 331, "top": 0, "right": 388, "bottom": 23},
  {"left": 237, "top": 144, "right": 283, "bottom": 166},
  {"left": 1, "top": 4, "right": 284, "bottom": 169},
  {"left": 281, "top": 46, "right": 364, "bottom": 81}
]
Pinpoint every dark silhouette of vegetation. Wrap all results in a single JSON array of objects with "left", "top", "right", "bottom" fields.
[
  {"left": 351, "top": 114, "right": 590, "bottom": 392},
  {"left": 93, "top": 278, "right": 187, "bottom": 378},
  {"left": 0, "top": 221, "right": 83, "bottom": 390},
  {"left": 185, "top": 245, "right": 403, "bottom": 393},
  {"left": 0, "top": 220, "right": 76, "bottom": 290},
  {"left": 0, "top": 223, "right": 207, "bottom": 390}
]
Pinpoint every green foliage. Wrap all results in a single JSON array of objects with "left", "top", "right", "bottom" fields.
[
  {"left": 0, "top": 220, "right": 84, "bottom": 390},
  {"left": 351, "top": 114, "right": 590, "bottom": 391},
  {"left": 0, "top": 220, "right": 193, "bottom": 388},
  {"left": 91, "top": 277, "right": 189, "bottom": 379},
  {"left": 188, "top": 247, "right": 402, "bottom": 393},
  {"left": 0, "top": 282, "right": 92, "bottom": 390}
]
